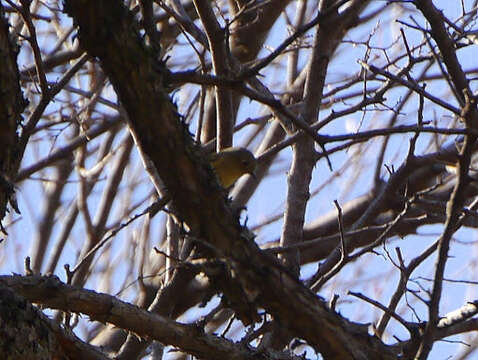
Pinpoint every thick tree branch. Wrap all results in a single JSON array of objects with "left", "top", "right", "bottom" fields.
[{"left": 0, "top": 275, "right": 295, "bottom": 360}]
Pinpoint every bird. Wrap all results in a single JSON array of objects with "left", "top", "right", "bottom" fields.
[
  {"left": 208, "top": 147, "right": 257, "bottom": 188},
  {"left": 148, "top": 147, "right": 256, "bottom": 217}
]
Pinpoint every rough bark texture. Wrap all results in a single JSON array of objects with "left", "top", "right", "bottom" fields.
[
  {"left": 0, "top": 4, "right": 25, "bottom": 229},
  {"left": 0, "top": 285, "right": 68, "bottom": 360}
]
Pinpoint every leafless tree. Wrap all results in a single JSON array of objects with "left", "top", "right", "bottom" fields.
[{"left": 0, "top": 0, "right": 477, "bottom": 359}]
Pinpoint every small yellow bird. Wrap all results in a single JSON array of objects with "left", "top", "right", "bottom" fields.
[
  {"left": 148, "top": 147, "right": 256, "bottom": 217},
  {"left": 209, "top": 147, "right": 257, "bottom": 188}
]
